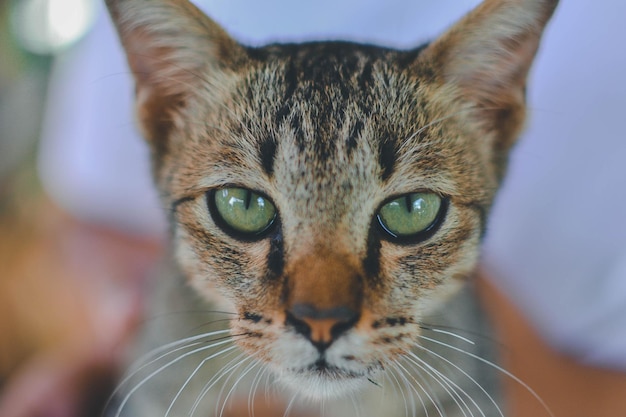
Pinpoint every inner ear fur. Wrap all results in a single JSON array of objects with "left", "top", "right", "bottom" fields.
[
  {"left": 105, "top": 0, "right": 249, "bottom": 147},
  {"left": 418, "top": 0, "right": 558, "bottom": 152}
]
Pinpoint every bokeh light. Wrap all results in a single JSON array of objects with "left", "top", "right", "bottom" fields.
[{"left": 10, "top": 0, "right": 97, "bottom": 55}]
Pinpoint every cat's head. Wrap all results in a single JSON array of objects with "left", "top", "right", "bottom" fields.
[{"left": 106, "top": 0, "right": 557, "bottom": 399}]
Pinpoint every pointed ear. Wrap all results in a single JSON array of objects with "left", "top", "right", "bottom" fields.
[
  {"left": 105, "top": 0, "right": 248, "bottom": 148},
  {"left": 419, "top": 0, "right": 558, "bottom": 149}
]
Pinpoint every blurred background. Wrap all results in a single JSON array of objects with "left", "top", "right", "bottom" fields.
[
  {"left": 1, "top": 0, "right": 625, "bottom": 416},
  {"left": 0, "top": 1, "right": 162, "bottom": 416}
]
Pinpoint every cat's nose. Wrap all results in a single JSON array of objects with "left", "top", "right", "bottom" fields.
[{"left": 285, "top": 303, "right": 360, "bottom": 352}]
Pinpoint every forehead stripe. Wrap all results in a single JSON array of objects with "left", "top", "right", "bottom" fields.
[
  {"left": 378, "top": 137, "right": 397, "bottom": 182},
  {"left": 258, "top": 134, "right": 278, "bottom": 176}
]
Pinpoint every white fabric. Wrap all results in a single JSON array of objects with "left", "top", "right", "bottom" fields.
[
  {"left": 39, "top": 0, "right": 626, "bottom": 368},
  {"left": 482, "top": 2, "right": 626, "bottom": 370}
]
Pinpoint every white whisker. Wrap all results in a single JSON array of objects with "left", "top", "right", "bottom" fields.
[
  {"left": 263, "top": 367, "right": 271, "bottom": 404},
  {"left": 387, "top": 362, "right": 411, "bottom": 417},
  {"left": 403, "top": 353, "right": 472, "bottom": 417},
  {"left": 416, "top": 335, "right": 510, "bottom": 417},
  {"left": 393, "top": 360, "right": 443, "bottom": 417},
  {"left": 401, "top": 357, "right": 448, "bottom": 416},
  {"left": 426, "top": 328, "right": 476, "bottom": 345},
  {"left": 349, "top": 390, "right": 362, "bottom": 417},
  {"left": 130, "top": 329, "right": 232, "bottom": 371},
  {"left": 392, "top": 361, "right": 420, "bottom": 417},
  {"left": 218, "top": 359, "right": 260, "bottom": 417},
  {"left": 248, "top": 362, "right": 267, "bottom": 417},
  {"left": 114, "top": 337, "right": 236, "bottom": 417},
  {"left": 107, "top": 329, "right": 232, "bottom": 412},
  {"left": 189, "top": 353, "right": 251, "bottom": 417},
  {"left": 418, "top": 335, "right": 554, "bottom": 417},
  {"left": 282, "top": 391, "right": 299, "bottom": 417},
  {"left": 214, "top": 354, "right": 249, "bottom": 417},
  {"left": 164, "top": 344, "right": 240, "bottom": 417},
  {"left": 410, "top": 348, "right": 492, "bottom": 417}
]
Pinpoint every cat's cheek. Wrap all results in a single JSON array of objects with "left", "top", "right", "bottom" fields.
[
  {"left": 411, "top": 232, "right": 483, "bottom": 316},
  {"left": 173, "top": 230, "right": 237, "bottom": 311},
  {"left": 411, "top": 276, "right": 466, "bottom": 319}
]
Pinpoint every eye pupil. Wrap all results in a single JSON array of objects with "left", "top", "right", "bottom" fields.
[
  {"left": 244, "top": 190, "right": 252, "bottom": 209},
  {"left": 405, "top": 195, "right": 412, "bottom": 212}
]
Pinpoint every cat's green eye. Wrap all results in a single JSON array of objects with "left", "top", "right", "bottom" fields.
[
  {"left": 377, "top": 193, "right": 443, "bottom": 240},
  {"left": 211, "top": 187, "right": 277, "bottom": 237}
]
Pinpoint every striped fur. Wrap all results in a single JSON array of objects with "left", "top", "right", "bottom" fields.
[{"left": 106, "top": 0, "right": 558, "bottom": 414}]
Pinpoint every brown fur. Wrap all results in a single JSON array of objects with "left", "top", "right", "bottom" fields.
[{"left": 105, "top": 0, "right": 558, "bottom": 414}]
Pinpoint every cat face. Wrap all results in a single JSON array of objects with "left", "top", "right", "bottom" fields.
[
  {"left": 106, "top": 0, "right": 557, "bottom": 399},
  {"left": 166, "top": 45, "right": 489, "bottom": 397}
]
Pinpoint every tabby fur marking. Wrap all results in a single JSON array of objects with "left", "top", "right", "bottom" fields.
[{"left": 105, "top": 0, "right": 558, "bottom": 415}]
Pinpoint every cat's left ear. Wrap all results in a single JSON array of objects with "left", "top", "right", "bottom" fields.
[
  {"left": 418, "top": 0, "right": 558, "bottom": 150},
  {"left": 105, "top": 0, "right": 247, "bottom": 148}
]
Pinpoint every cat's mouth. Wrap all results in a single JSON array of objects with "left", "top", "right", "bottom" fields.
[
  {"left": 302, "top": 354, "right": 385, "bottom": 385},
  {"left": 279, "top": 359, "right": 376, "bottom": 399},
  {"left": 285, "top": 358, "right": 364, "bottom": 380},
  {"left": 308, "top": 358, "right": 361, "bottom": 379}
]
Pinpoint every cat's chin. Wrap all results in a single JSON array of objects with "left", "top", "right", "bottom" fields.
[{"left": 275, "top": 368, "right": 373, "bottom": 400}]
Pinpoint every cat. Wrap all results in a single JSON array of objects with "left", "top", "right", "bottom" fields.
[{"left": 104, "top": 0, "right": 558, "bottom": 415}]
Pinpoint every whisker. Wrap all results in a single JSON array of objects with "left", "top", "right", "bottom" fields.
[
  {"left": 393, "top": 360, "right": 441, "bottom": 417},
  {"left": 420, "top": 323, "right": 500, "bottom": 346},
  {"left": 420, "top": 328, "right": 476, "bottom": 346},
  {"left": 187, "top": 319, "right": 234, "bottom": 336},
  {"left": 218, "top": 359, "right": 261, "bottom": 417},
  {"left": 103, "top": 329, "right": 235, "bottom": 415},
  {"left": 196, "top": 352, "right": 246, "bottom": 416},
  {"left": 403, "top": 354, "right": 471, "bottom": 417},
  {"left": 247, "top": 362, "right": 267, "bottom": 417},
  {"left": 189, "top": 354, "right": 252, "bottom": 417},
  {"left": 214, "top": 354, "right": 249, "bottom": 417},
  {"left": 113, "top": 336, "right": 239, "bottom": 417},
  {"left": 146, "top": 310, "right": 236, "bottom": 320},
  {"left": 400, "top": 356, "right": 449, "bottom": 417},
  {"left": 392, "top": 361, "right": 420, "bottom": 417},
  {"left": 387, "top": 362, "right": 411, "bottom": 417},
  {"left": 417, "top": 335, "right": 555, "bottom": 417},
  {"left": 109, "top": 331, "right": 237, "bottom": 409},
  {"left": 416, "top": 354, "right": 481, "bottom": 417},
  {"left": 164, "top": 344, "right": 244, "bottom": 417},
  {"left": 410, "top": 348, "right": 494, "bottom": 417},
  {"left": 416, "top": 335, "right": 508, "bottom": 417},
  {"left": 263, "top": 365, "right": 272, "bottom": 404},
  {"left": 129, "top": 329, "right": 232, "bottom": 373},
  {"left": 282, "top": 391, "right": 299, "bottom": 417},
  {"left": 349, "top": 391, "right": 362, "bottom": 417},
  {"left": 205, "top": 353, "right": 248, "bottom": 417}
]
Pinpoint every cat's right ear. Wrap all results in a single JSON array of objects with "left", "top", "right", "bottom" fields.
[
  {"left": 105, "top": 0, "right": 247, "bottom": 148},
  {"left": 415, "top": 0, "right": 558, "bottom": 171}
]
